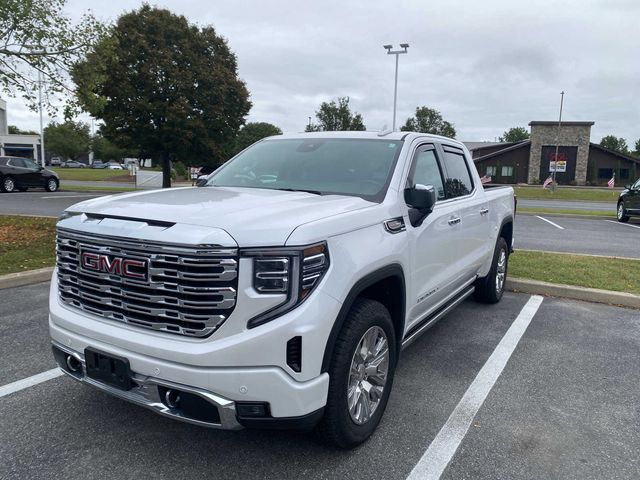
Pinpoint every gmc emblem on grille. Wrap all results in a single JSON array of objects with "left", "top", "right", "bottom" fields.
[{"left": 80, "top": 251, "right": 147, "bottom": 280}]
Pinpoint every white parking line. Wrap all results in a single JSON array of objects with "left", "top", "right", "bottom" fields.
[
  {"left": 0, "top": 368, "right": 63, "bottom": 398},
  {"left": 604, "top": 220, "right": 640, "bottom": 230},
  {"left": 406, "top": 295, "right": 544, "bottom": 480},
  {"left": 535, "top": 215, "right": 565, "bottom": 230}
]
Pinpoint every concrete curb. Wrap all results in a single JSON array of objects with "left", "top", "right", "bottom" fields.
[
  {"left": 0, "top": 267, "right": 53, "bottom": 290},
  {"left": 507, "top": 277, "right": 640, "bottom": 309}
]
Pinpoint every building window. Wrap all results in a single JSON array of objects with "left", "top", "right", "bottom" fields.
[
  {"left": 598, "top": 168, "right": 613, "bottom": 179},
  {"left": 501, "top": 166, "right": 514, "bottom": 177},
  {"left": 620, "top": 169, "right": 629, "bottom": 179},
  {"left": 486, "top": 166, "right": 496, "bottom": 176}
]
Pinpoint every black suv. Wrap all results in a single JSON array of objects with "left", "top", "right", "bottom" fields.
[
  {"left": 617, "top": 178, "right": 640, "bottom": 222},
  {"left": 0, "top": 156, "right": 60, "bottom": 193}
]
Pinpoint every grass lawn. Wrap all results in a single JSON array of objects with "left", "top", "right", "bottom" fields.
[
  {"left": 510, "top": 250, "right": 640, "bottom": 295},
  {"left": 0, "top": 216, "right": 57, "bottom": 275},
  {"left": 50, "top": 167, "right": 133, "bottom": 182},
  {"left": 513, "top": 186, "right": 622, "bottom": 202},
  {"left": 517, "top": 207, "right": 615, "bottom": 217}
]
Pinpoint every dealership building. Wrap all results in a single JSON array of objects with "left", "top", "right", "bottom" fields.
[
  {"left": 467, "top": 121, "right": 639, "bottom": 187},
  {"left": 0, "top": 98, "right": 42, "bottom": 161}
]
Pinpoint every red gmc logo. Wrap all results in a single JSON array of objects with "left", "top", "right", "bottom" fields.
[{"left": 80, "top": 251, "right": 147, "bottom": 280}]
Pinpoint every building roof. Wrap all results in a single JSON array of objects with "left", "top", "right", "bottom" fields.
[
  {"left": 463, "top": 141, "right": 509, "bottom": 151},
  {"left": 473, "top": 140, "right": 531, "bottom": 163},
  {"left": 529, "top": 121, "right": 595, "bottom": 127},
  {"left": 589, "top": 143, "right": 640, "bottom": 165}
]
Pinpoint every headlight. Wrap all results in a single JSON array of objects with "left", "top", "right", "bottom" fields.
[{"left": 241, "top": 242, "right": 330, "bottom": 328}]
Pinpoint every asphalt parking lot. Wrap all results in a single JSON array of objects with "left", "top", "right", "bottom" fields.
[{"left": 1, "top": 284, "right": 638, "bottom": 479}]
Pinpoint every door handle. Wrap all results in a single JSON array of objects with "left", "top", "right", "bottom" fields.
[
  {"left": 479, "top": 208, "right": 489, "bottom": 215},
  {"left": 448, "top": 217, "right": 461, "bottom": 226}
]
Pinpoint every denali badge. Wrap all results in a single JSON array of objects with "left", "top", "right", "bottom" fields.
[{"left": 80, "top": 251, "right": 147, "bottom": 280}]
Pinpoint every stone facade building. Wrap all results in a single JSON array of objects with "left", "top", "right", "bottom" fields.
[{"left": 468, "top": 120, "right": 640, "bottom": 187}]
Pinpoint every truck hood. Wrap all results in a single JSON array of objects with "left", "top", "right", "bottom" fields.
[{"left": 67, "top": 186, "right": 374, "bottom": 247}]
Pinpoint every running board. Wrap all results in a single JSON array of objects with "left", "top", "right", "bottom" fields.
[{"left": 401, "top": 285, "right": 475, "bottom": 350}]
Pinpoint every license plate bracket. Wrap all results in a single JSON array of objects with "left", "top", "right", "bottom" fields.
[{"left": 85, "top": 348, "right": 133, "bottom": 391}]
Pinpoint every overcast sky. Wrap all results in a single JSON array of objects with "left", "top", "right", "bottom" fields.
[{"left": 5, "top": 0, "right": 640, "bottom": 143}]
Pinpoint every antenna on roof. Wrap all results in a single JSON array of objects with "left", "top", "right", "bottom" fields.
[{"left": 378, "top": 125, "right": 393, "bottom": 137}]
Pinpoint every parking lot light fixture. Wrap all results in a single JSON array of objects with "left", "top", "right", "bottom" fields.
[{"left": 384, "top": 43, "right": 409, "bottom": 131}]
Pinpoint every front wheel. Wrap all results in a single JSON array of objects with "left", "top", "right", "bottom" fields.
[
  {"left": 617, "top": 202, "right": 630, "bottom": 223},
  {"left": 315, "top": 298, "right": 396, "bottom": 449},
  {"left": 475, "top": 237, "right": 509, "bottom": 304},
  {"left": 1, "top": 176, "right": 16, "bottom": 193},
  {"left": 45, "top": 177, "right": 59, "bottom": 192}
]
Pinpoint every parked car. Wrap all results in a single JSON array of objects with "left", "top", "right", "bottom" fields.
[
  {"left": 106, "top": 162, "right": 124, "bottom": 170},
  {"left": 51, "top": 132, "right": 515, "bottom": 448},
  {"left": 50, "top": 156, "right": 62, "bottom": 166},
  {"left": 0, "top": 156, "right": 59, "bottom": 192},
  {"left": 617, "top": 178, "right": 640, "bottom": 222},
  {"left": 91, "top": 161, "right": 107, "bottom": 169},
  {"left": 61, "top": 160, "right": 86, "bottom": 168}
]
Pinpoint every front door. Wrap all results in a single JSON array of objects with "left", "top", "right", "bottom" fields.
[
  {"left": 627, "top": 178, "right": 640, "bottom": 213},
  {"left": 405, "top": 144, "right": 460, "bottom": 332}
]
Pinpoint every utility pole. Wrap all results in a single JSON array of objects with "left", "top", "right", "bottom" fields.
[
  {"left": 551, "top": 91, "right": 564, "bottom": 192},
  {"left": 384, "top": 44, "right": 409, "bottom": 131}
]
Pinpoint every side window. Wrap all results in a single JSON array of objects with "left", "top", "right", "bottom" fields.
[
  {"left": 23, "top": 158, "right": 38, "bottom": 169},
  {"left": 8, "top": 158, "right": 25, "bottom": 168},
  {"left": 408, "top": 147, "right": 445, "bottom": 201},
  {"left": 441, "top": 148, "right": 473, "bottom": 199}
]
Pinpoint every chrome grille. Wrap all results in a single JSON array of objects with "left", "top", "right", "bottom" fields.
[{"left": 56, "top": 228, "right": 238, "bottom": 338}]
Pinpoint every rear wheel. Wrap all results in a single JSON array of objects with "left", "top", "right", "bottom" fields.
[
  {"left": 1, "top": 176, "right": 16, "bottom": 193},
  {"left": 475, "top": 237, "right": 509, "bottom": 304},
  {"left": 617, "top": 201, "right": 630, "bottom": 223},
  {"left": 316, "top": 298, "right": 396, "bottom": 449},
  {"left": 45, "top": 177, "right": 59, "bottom": 192}
]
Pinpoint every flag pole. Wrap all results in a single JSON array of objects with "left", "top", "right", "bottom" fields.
[{"left": 552, "top": 91, "right": 564, "bottom": 193}]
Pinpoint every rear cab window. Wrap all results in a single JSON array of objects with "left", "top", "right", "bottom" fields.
[{"left": 440, "top": 145, "right": 474, "bottom": 199}]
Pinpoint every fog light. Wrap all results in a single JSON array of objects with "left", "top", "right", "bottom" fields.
[{"left": 236, "top": 402, "right": 270, "bottom": 418}]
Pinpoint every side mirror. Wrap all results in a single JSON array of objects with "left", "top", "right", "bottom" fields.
[
  {"left": 195, "top": 177, "right": 208, "bottom": 187},
  {"left": 404, "top": 184, "right": 436, "bottom": 227}
]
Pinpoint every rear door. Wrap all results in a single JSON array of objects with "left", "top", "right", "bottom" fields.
[
  {"left": 628, "top": 178, "right": 640, "bottom": 213},
  {"left": 404, "top": 144, "right": 461, "bottom": 332},
  {"left": 6, "top": 158, "right": 31, "bottom": 186},
  {"left": 437, "top": 144, "right": 491, "bottom": 285}
]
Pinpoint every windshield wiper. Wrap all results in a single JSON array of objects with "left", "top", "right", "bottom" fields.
[{"left": 274, "top": 188, "right": 323, "bottom": 195}]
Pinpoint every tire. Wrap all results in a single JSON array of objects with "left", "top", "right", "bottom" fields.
[
  {"left": 315, "top": 298, "right": 397, "bottom": 449},
  {"left": 1, "top": 176, "right": 16, "bottom": 193},
  {"left": 45, "top": 177, "right": 59, "bottom": 192},
  {"left": 475, "top": 237, "right": 509, "bottom": 304},
  {"left": 617, "top": 201, "right": 630, "bottom": 223}
]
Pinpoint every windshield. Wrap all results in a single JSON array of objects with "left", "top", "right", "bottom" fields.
[{"left": 206, "top": 138, "right": 403, "bottom": 202}]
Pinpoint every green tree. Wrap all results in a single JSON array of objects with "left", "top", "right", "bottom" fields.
[
  {"left": 8, "top": 125, "right": 38, "bottom": 135},
  {"left": 71, "top": 5, "right": 251, "bottom": 187},
  {"left": 44, "top": 121, "right": 90, "bottom": 160},
  {"left": 499, "top": 126, "right": 530, "bottom": 142},
  {"left": 91, "top": 134, "right": 128, "bottom": 162},
  {"left": 0, "top": 0, "right": 103, "bottom": 112},
  {"left": 633, "top": 138, "right": 640, "bottom": 158},
  {"left": 600, "top": 135, "right": 629, "bottom": 154},
  {"left": 232, "top": 122, "right": 282, "bottom": 155},
  {"left": 401, "top": 106, "right": 456, "bottom": 138},
  {"left": 306, "top": 97, "right": 365, "bottom": 132}
]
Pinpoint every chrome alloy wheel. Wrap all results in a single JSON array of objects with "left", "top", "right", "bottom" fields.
[
  {"left": 3, "top": 177, "right": 15, "bottom": 192},
  {"left": 47, "top": 178, "right": 58, "bottom": 191},
  {"left": 347, "top": 326, "right": 389, "bottom": 425},
  {"left": 495, "top": 248, "right": 507, "bottom": 295},
  {"left": 618, "top": 203, "right": 625, "bottom": 220}
]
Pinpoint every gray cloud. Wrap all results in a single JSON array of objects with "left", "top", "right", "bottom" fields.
[{"left": 3, "top": 0, "right": 639, "bottom": 145}]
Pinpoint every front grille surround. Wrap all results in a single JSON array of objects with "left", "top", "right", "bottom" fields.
[{"left": 56, "top": 228, "right": 238, "bottom": 338}]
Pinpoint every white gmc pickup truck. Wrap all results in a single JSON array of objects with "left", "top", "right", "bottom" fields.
[{"left": 50, "top": 131, "right": 515, "bottom": 448}]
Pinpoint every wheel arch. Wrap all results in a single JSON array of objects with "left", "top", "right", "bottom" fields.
[
  {"left": 499, "top": 215, "right": 514, "bottom": 253},
  {"left": 321, "top": 264, "right": 406, "bottom": 373}
]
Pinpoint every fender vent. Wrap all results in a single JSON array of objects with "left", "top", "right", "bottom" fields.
[{"left": 286, "top": 336, "right": 302, "bottom": 373}]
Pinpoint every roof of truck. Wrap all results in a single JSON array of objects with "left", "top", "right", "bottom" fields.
[{"left": 269, "top": 131, "right": 465, "bottom": 147}]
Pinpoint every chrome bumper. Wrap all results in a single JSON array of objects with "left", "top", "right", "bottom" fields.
[{"left": 52, "top": 341, "right": 243, "bottom": 430}]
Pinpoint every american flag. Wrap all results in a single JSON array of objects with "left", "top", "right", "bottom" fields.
[
  {"left": 607, "top": 174, "right": 615, "bottom": 188},
  {"left": 480, "top": 175, "right": 492, "bottom": 184},
  {"left": 542, "top": 176, "right": 553, "bottom": 189}
]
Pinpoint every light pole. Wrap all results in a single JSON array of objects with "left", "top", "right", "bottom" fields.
[
  {"left": 384, "top": 43, "right": 409, "bottom": 131},
  {"left": 38, "top": 69, "right": 45, "bottom": 167},
  {"left": 551, "top": 91, "right": 565, "bottom": 192}
]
